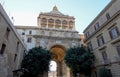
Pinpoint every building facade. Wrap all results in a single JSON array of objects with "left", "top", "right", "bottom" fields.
[
  {"left": 0, "top": 4, "right": 27, "bottom": 77},
  {"left": 83, "top": 0, "right": 120, "bottom": 77},
  {"left": 15, "top": 6, "right": 82, "bottom": 77}
]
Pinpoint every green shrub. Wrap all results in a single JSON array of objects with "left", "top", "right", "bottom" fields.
[{"left": 98, "top": 67, "right": 112, "bottom": 77}]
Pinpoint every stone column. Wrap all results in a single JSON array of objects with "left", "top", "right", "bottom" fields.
[
  {"left": 57, "top": 61, "right": 63, "bottom": 77},
  {"left": 54, "top": 19, "right": 55, "bottom": 29},
  {"left": 61, "top": 20, "right": 62, "bottom": 29},
  {"left": 37, "top": 18, "right": 40, "bottom": 27},
  {"left": 47, "top": 19, "right": 48, "bottom": 28},
  {"left": 66, "top": 21, "right": 69, "bottom": 30},
  {"left": 73, "top": 22, "right": 75, "bottom": 30}
]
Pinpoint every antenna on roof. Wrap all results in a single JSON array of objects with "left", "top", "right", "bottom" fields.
[
  {"left": 11, "top": 16, "right": 15, "bottom": 25},
  {"left": 0, "top": 0, "right": 5, "bottom": 6}
]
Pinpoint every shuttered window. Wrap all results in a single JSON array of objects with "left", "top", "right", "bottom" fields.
[
  {"left": 106, "top": 13, "right": 110, "bottom": 20},
  {"left": 97, "top": 35, "right": 105, "bottom": 46},
  {"left": 27, "top": 38, "right": 32, "bottom": 43},
  {"left": 109, "top": 27, "right": 119, "bottom": 39},
  {"left": 94, "top": 22, "right": 99, "bottom": 30},
  {"left": 102, "top": 51, "right": 108, "bottom": 61}
]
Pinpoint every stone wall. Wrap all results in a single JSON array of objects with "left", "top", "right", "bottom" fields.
[{"left": 0, "top": 4, "right": 27, "bottom": 77}]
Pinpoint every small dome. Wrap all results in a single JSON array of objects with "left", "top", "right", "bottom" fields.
[
  {"left": 49, "top": 5, "right": 63, "bottom": 15},
  {"left": 53, "top": 5, "right": 58, "bottom": 11}
]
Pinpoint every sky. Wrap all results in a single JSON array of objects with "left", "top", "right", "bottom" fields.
[
  {"left": 0, "top": 0, "right": 111, "bottom": 34},
  {"left": 49, "top": 61, "right": 57, "bottom": 71}
]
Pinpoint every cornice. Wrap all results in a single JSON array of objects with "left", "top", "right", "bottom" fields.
[
  {"left": 83, "top": 0, "right": 116, "bottom": 32},
  {"left": 39, "top": 13, "right": 75, "bottom": 19},
  {"left": 15, "top": 25, "right": 79, "bottom": 33},
  {"left": 15, "top": 26, "right": 39, "bottom": 29},
  {"left": 85, "top": 9, "right": 120, "bottom": 42},
  {"left": 33, "top": 35, "right": 80, "bottom": 40}
]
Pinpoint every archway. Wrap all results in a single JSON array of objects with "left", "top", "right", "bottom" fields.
[
  {"left": 50, "top": 45, "right": 65, "bottom": 77},
  {"left": 49, "top": 60, "right": 57, "bottom": 77}
]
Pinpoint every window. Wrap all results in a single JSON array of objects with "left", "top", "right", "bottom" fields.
[
  {"left": 22, "top": 32, "right": 25, "bottom": 35},
  {"left": 109, "top": 27, "right": 119, "bottom": 39},
  {"left": 5, "top": 27, "right": 10, "bottom": 39},
  {"left": 41, "top": 18, "right": 47, "bottom": 22},
  {"left": 48, "top": 19, "right": 54, "bottom": 23},
  {"left": 71, "top": 33, "right": 75, "bottom": 37},
  {"left": 29, "top": 31, "right": 32, "bottom": 34},
  {"left": 22, "top": 38, "right": 24, "bottom": 42},
  {"left": 97, "top": 35, "right": 105, "bottom": 46},
  {"left": 94, "top": 22, "right": 99, "bottom": 30},
  {"left": 85, "top": 31, "right": 90, "bottom": 39},
  {"left": 14, "top": 54, "right": 17, "bottom": 62},
  {"left": 0, "top": 43, "right": 6, "bottom": 54},
  {"left": 41, "top": 31, "right": 45, "bottom": 34},
  {"left": 87, "top": 42, "right": 93, "bottom": 51},
  {"left": 27, "top": 37, "right": 32, "bottom": 43},
  {"left": 116, "top": 45, "right": 120, "bottom": 56},
  {"left": 55, "top": 19, "right": 61, "bottom": 24},
  {"left": 16, "top": 42, "right": 19, "bottom": 51},
  {"left": 102, "top": 51, "right": 108, "bottom": 61},
  {"left": 106, "top": 13, "right": 110, "bottom": 20}
]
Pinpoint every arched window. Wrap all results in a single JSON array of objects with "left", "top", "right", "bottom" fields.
[
  {"left": 48, "top": 18, "right": 54, "bottom": 23},
  {"left": 69, "top": 21, "right": 74, "bottom": 26},
  {"left": 69, "top": 21, "right": 74, "bottom": 29},
  {"left": 41, "top": 18, "right": 47, "bottom": 27},
  {"left": 62, "top": 20, "right": 67, "bottom": 25},
  {"left": 41, "top": 18, "right": 47, "bottom": 22},
  {"left": 55, "top": 19, "right": 61, "bottom": 24}
]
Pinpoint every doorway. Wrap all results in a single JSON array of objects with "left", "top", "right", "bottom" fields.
[{"left": 50, "top": 45, "right": 65, "bottom": 77}]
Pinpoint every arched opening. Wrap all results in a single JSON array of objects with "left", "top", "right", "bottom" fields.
[
  {"left": 49, "top": 60, "right": 57, "bottom": 71},
  {"left": 41, "top": 18, "right": 47, "bottom": 27},
  {"left": 50, "top": 45, "right": 65, "bottom": 77},
  {"left": 69, "top": 21, "right": 74, "bottom": 30},
  {"left": 49, "top": 60, "right": 57, "bottom": 77},
  {"left": 62, "top": 20, "right": 68, "bottom": 29},
  {"left": 55, "top": 19, "right": 61, "bottom": 29},
  {"left": 48, "top": 18, "right": 54, "bottom": 28}
]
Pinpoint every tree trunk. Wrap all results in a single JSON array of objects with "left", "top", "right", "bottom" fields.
[
  {"left": 37, "top": 74, "right": 43, "bottom": 77},
  {"left": 43, "top": 71, "right": 48, "bottom": 77},
  {"left": 85, "top": 75, "right": 91, "bottom": 77},
  {"left": 37, "top": 71, "right": 48, "bottom": 77}
]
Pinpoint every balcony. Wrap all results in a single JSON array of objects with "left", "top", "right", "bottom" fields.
[
  {"left": 41, "top": 23, "right": 47, "bottom": 25},
  {"left": 55, "top": 25, "right": 61, "bottom": 29}
]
